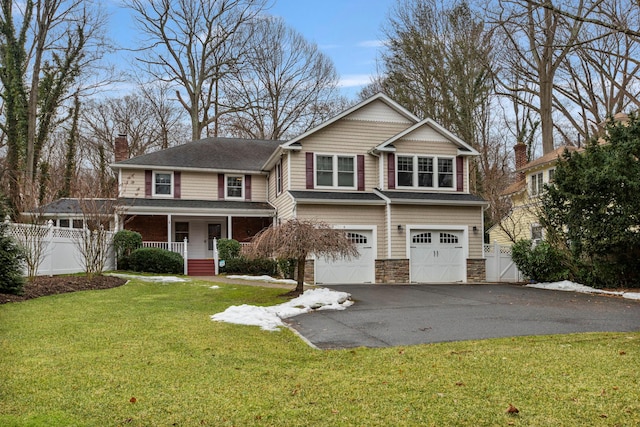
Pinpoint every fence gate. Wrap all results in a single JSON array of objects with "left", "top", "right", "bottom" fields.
[{"left": 484, "top": 242, "right": 523, "bottom": 283}]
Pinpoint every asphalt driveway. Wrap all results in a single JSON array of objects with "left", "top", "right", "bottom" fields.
[{"left": 285, "top": 284, "right": 640, "bottom": 349}]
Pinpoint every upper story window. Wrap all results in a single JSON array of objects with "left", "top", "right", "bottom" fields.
[
  {"left": 530, "top": 172, "right": 544, "bottom": 196},
  {"left": 316, "top": 154, "right": 355, "bottom": 188},
  {"left": 154, "top": 172, "right": 173, "bottom": 196},
  {"left": 275, "top": 161, "right": 283, "bottom": 195},
  {"left": 226, "top": 176, "right": 243, "bottom": 199},
  {"left": 548, "top": 168, "right": 556, "bottom": 182},
  {"left": 397, "top": 155, "right": 454, "bottom": 189}
]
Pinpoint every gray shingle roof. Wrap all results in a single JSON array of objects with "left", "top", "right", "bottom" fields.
[
  {"left": 119, "top": 197, "right": 274, "bottom": 211},
  {"left": 28, "top": 198, "right": 117, "bottom": 215},
  {"left": 113, "top": 137, "right": 282, "bottom": 171},
  {"left": 379, "top": 191, "right": 487, "bottom": 204},
  {"left": 289, "top": 191, "right": 386, "bottom": 204}
]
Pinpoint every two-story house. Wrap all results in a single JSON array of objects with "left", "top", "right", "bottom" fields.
[
  {"left": 112, "top": 93, "right": 487, "bottom": 283},
  {"left": 488, "top": 143, "right": 579, "bottom": 245}
]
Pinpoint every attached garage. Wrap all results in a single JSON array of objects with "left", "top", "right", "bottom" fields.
[
  {"left": 410, "top": 229, "right": 466, "bottom": 282},
  {"left": 315, "top": 229, "right": 375, "bottom": 284}
]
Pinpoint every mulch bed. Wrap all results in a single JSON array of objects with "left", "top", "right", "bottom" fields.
[{"left": 0, "top": 275, "right": 127, "bottom": 304}]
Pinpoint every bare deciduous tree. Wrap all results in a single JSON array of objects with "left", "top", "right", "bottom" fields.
[
  {"left": 247, "top": 219, "right": 359, "bottom": 295},
  {"left": 128, "top": 0, "right": 267, "bottom": 140},
  {"left": 223, "top": 15, "right": 340, "bottom": 140},
  {"left": 491, "top": 0, "right": 597, "bottom": 154}
]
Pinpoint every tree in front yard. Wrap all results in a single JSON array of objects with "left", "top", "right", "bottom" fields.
[
  {"left": 247, "top": 219, "right": 359, "bottom": 295},
  {"left": 541, "top": 114, "right": 640, "bottom": 288}
]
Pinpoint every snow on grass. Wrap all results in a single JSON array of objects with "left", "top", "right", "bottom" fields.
[
  {"left": 211, "top": 288, "right": 353, "bottom": 331},
  {"left": 226, "top": 274, "right": 298, "bottom": 285},
  {"left": 527, "top": 280, "right": 640, "bottom": 300},
  {"left": 109, "top": 273, "right": 188, "bottom": 283}
]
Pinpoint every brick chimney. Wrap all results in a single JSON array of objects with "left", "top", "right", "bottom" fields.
[
  {"left": 514, "top": 142, "right": 527, "bottom": 182},
  {"left": 114, "top": 134, "right": 129, "bottom": 162}
]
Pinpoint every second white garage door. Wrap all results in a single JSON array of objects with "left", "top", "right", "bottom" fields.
[
  {"left": 315, "top": 230, "right": 375, "bottom": 284},
  {"left": 410, "top": 230, "right": 465, "bottom": 283}
]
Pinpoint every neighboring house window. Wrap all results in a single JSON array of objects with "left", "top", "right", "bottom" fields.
[
  {"left": 276, "top": 161, "right": 283, "bottom": 195},
  {"left": 226, "top": 176, "right": 243, "bottom": 199},
  {"left": 175, "top": 222, "right": 189, "bottom": 242},
  {"left": 315, "top": 154, "right": 355, "bottom": 188},
  {"left": 154, "top": 172, "right": 173, "bottom": 196},
  {"left": 58, "top": 219, "right": 70, "bottom": 228},
  {"left": 548, "top": 168, "right": 555, "bottom": 182},
  {"left": 397, "top": 155, "right": 454, "bottom": 189},
  {"left": 531, "top": 224, "right": 543, "bottom": 241},
  {"left": 72, "top": 219, "right": 83, "bottom": 229},
  {"left": 530, "top": 172, "right": 544, "bottom": 196}
]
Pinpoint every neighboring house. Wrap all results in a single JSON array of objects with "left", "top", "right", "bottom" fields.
[
  {"left": 488, "top": 143, "right": 579, "bottom": 245},
  {"left": 111, "top": 93, "right": 487, "bottom": 283}
]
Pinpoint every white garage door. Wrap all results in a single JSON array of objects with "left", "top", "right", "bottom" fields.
[
  {"left": 410, "top": 230, "right": 465, "bottom": 283},
  {"left": 316, "top": 230, "right": 375, "bottom": 284}
]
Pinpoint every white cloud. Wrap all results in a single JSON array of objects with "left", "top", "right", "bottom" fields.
[
  {"left": 358, "top": 39, "right": 387, "bottom": 48},
  {"left": 338, "top": 74, "right": 374, "bottom": 88}
]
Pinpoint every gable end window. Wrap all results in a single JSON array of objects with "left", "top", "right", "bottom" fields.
[
  {"left": 226, "top": 176, "right": 244, "bottom": 199},
  {"left": 153, "top": 172, "right": 173, "bottom": 196},
  {"left": 530, "top": 172, "right": 544, "bottom": 196},
  {"left": 397, "top": 155, "right": 454, "bottom": 189},
  {"left": 315, "top": 154, "right": 355, "bottom": 189}
]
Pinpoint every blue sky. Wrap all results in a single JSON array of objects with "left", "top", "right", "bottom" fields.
[{"left": 106, "top": 0, "right": 396, "bottom": 98}]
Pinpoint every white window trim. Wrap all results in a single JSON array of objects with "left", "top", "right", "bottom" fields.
[
  {"left": 314, "top": 153, "right": 357, "bottom": 190},
  {"left": 396, "top": 154, "right": 456, "bottom": 190},
  {"left": 225, "top": 174, "right": 244, "bottom": 200},
  {"left": 153, "top": 171, "right": 174, "bottom": 197}
]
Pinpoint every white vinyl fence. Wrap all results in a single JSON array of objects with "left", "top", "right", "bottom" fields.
[
  {"left": 484, "top": 242, "right": 523, "bottom": 283},
  {"left": 5, "top": 220, "right": 115, "bottom": 276}
]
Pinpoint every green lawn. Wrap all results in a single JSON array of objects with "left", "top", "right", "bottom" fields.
[{"left": 1, "top": 278, "right": 638, "bottom": 426}]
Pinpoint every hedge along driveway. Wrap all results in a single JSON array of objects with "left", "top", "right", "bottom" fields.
[{"left": 286, "top": 284, "right": 640, "bottom": 349}]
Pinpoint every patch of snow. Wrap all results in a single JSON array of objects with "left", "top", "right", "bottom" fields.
[
  {"left": 109, "top": 273, "right": 188, "bottom": 283},
  {"left": 211, "top": 288, "right": 353, "bottom": 331},
  {"left": 226, "top": 274, "right": 298, "bottom": 285},
  {"left": 527, "top": 280, "right": 640, "bottom": 301},
  {"left": 209, "top": 285, "right": 220, "bottom": 289}
]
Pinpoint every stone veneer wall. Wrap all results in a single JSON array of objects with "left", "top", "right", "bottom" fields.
[
  {"left": 466, "top": 258, "right": 486, "bottom": 283},
  {"left": 375, "top": 259, "right": 410, "bottom": 284}
]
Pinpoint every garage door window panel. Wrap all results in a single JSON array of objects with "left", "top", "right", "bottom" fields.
[{"left": 412, "top": 232, "right": 432, "bottom": 243}]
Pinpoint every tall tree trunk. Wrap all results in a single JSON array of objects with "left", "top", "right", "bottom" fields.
[{"left": 296, "top": 256, "right": 306, "bottom": 294}]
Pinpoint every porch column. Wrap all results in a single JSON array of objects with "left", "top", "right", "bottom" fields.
[
  {"left": 227, "top": 216, "right": 233, "bottom": 240},
  {"left": 167, "top": 214, "right": 172, "bottom": 244}
]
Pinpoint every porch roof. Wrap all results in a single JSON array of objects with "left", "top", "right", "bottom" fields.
[
  {"left": 288, "top": 191, "right": 386, "bottom": 205},
  {"left": 376, "top": 191, "right": 488, "bottom": 206},
  {"left": 118, "top": 197, "right": 275, "bottom": 216}
]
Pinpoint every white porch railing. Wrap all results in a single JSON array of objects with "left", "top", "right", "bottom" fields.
[
  {"left": 142, "top": 239, "right": 189, "bottom": 275},
  {"left": 142, "top": 241, "right": 186, "bottom": 255}
]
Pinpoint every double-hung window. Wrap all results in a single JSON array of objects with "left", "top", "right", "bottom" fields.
[
  {"left": 154, "top": 172, "right": 172, "bottom": 196},
  {"left": 530, "top": 172, "right": 544, "bottom": 196},
  {"left": 397, "top": 155, "right": 453, "bottom": 189},
  {"left": 226, "top": 176, "right": 243, "bottom": 199},
  {"left": 438, "top": 158, "right": 453, "bottom": 188},
  {"left": 316, "top": 154, "right": 355, "bottom": 188}
]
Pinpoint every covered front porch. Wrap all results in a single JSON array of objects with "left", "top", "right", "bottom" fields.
[{"left": 117, "top": 198, "right": 274, "bottom": 275}]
